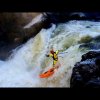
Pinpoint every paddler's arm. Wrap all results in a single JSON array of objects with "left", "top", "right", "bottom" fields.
[
  {"left": 55, "top": 50, "right": 62, "bottom": 55},
  {"left": 46, "top": 54, "right": 53, "bottom": 57},
  {"left": 58, "top": 49, "right": 68, "bottom": 54},
  {"left": 58, "top": 50, "right": 64, "bottom": 53},
  {"left": 57, "top": 50, "right": 68, "bottom": 58},
  {"left": 55, "top": 50, "right": 59, "bottom": 55}
]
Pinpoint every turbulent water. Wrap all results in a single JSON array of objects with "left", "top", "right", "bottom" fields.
[{"left": 0, "top": 20, "right": 100, "bottom": 87}]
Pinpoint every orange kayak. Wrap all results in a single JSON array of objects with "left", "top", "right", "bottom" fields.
[
  {"left": 39, "top": 67, "right": 55, "bottom": 78},
  {"left": 39, "top": 62, "right": 60, "bottom": 78}
]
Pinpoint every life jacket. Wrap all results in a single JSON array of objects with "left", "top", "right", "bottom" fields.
[{"left": 52, "top": 50, "right": 59, "bottom": 61}]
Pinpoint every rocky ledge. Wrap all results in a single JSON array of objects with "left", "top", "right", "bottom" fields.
[{"left": 70, "top": 51, "right": 100, "bottom": 88}]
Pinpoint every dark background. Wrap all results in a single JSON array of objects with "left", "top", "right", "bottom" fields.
[{"left": 0, "top": 0, "right": 99, "bottom": 11}]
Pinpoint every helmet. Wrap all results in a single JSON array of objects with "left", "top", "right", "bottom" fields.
[{"left": 50, "top": 49, "right": 54, "bottom": 54}]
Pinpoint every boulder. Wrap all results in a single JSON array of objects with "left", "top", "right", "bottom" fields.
[
  {"left": 70, "top": 51, "right": 100, "bottom": 88},
  {"left": 0, "top": 13, "right": 49, "bottom": 60}
]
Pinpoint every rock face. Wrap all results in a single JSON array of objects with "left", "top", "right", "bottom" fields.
[
  {"left": 70, "top": 51, "right": 100, "bottom": 88},
  {"left": 44, "top": 12, "right": 100, "bottom": 24},
  {"left": 0, "top": 13, "right": 41, "bottom": 43},
  {"left": 0, "top": 13, "right": 49, "bottom": 60}
]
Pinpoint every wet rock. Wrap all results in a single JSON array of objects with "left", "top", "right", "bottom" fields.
[
  {"left": 0, "top": 13, "right": 49, "bottom": 60},
  {"left": 81, "top": 51, "right": 100, "bottom": 61},
  {"left": 85, "top": 77, "right": 100, "bottom": 88},
  {"left": 0, "top": 13, "right": 42, "bottom": 43},
  {"left": 44, "top": 12, "right": 100, "bottom": 24},
  {"left": 86, "top": 26, "right": 91, "bottom": 28},
  {"left": 70, "top": 51, "right": 100, "bottom": 88}
]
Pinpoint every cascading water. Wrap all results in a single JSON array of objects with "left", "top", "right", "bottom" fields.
[{"left": 0, "top": 20, "right": 100, "bottom": 87}]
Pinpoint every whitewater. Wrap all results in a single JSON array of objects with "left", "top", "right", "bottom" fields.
[{"left": 0, "top": 20, "right": 100, "bottom": 87}]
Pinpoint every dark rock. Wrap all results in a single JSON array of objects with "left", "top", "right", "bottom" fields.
[
  {"left": 85, "top": 77, "right": 100, "bottom": 88},
  {"left": 95, "top": 57, "right": 100, "bottom": 66},
  {"left": 70, "top": 51, "right": 100, "bottom": 88},
  {"left": 0, "top": 13, "right": 49, "bottom": 60},
  {"left": 81, "top": 51, "right": 100, "bottom": 61},
  {"left": 44, "top": 12, "right": 100, "bottom": 24},
  {"left": 70, "top": 67, "right": 84, "bottom": 88},
  {"left": 0, "top": 13, "right": 42, "bottom": 43},
  {"left": 86, "top": 26, "right": 91, "bottom": 28}
]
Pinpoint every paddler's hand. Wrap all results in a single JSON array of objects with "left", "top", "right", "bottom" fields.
[{"left": 46, "top": 54, "right": 49, "bottom": 57}]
